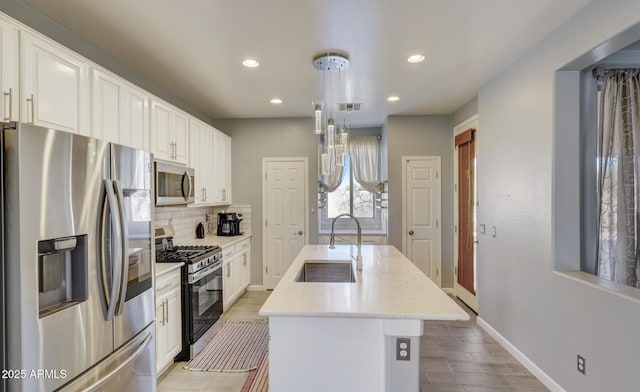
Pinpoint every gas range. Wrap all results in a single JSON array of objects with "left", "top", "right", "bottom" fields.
[{"left": 155, "top": 239, "right": 222, "bottom": 279}]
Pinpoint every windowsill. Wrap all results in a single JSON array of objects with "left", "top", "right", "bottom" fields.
[
  {"left": 318, "top": 230, "right": 387, "bottom": 236},
  {"left": 553, "top": 270, "right": 640, "bottom": 305}
]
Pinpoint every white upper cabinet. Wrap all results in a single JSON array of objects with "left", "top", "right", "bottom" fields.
[
  {"left": 91, "top": 67, "right": 150, "bottom": 150},
  {"left": 0, "top": 15, "right": 19, "bottom": 122},
  {"left": 212, "top": 130, "right": 232, "bottom": 204},
  {"left": 20, "top": 30, "right": 89, "bottom": 134},
  {"left": 189, "top": 119, "right": 214, "bottom": 205},
  {"left": 150, "top": 97, "right": 189, "bottom": 165}
]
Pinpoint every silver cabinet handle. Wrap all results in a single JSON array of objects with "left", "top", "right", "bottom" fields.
[
  {"left": 3, "top": 88, "right": 12, "bottom": 121},
  {"left": 26, "top": 94, "right": 35, "bottom": 123},
  {"left": 222, "top": 188, "right": 226, "bottom": 201},
  {"left": 408, "top": 230, "right": 414, "bottom": 235},
  {"left": 164, "top": 299, "right": 169, "bottom": 324}
]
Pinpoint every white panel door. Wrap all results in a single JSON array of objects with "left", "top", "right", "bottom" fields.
[
  {"left": 263, "top": 158, "right": 307, "bottom": 289},
  {"left": 150, "top": 98, "right": 172, "bottom": 161},
  {"left": 91, "top": 68, "right": 120, "bottom": 143},
  {"left": 120, "top": 83, "right": 149, "bottom": 151},
  {"left": 0, "top": 15, "right": 19, "bottom": 121},
  {"left": 21, "top": 31, "right": 89, "bottom": 134},
  {"left": 404, "top": 157, "right": 441, "bottom": 284}
]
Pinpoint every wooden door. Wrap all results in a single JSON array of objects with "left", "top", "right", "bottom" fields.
[
  {"left": 404, "top": 157, "right": 441, "bottom": 284},
  {"left": 455, "top": 126, "right": 478, "bottom": 311},
  {"left": 263, "top": 158, "right": 307, "bottom": 289}
]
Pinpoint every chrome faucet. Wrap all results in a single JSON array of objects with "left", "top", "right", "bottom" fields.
[{"left": 329, "top": 213, "right": 363, "bottom": 271}]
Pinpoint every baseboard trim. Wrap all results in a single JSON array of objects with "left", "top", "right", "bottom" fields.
[
  {"left": 476, "top": 317, "right": 566, "bottom": 392},
  {"left": 442, "top": 287, "right": 454, "bottom": 294},
  {"left": 246, "top": 285, "right": 265, "bottom": 291}
]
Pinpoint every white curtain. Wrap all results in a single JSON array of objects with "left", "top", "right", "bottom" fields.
[
  {"left": 319, "top": 147, "right": 345, "bottom": 192},
  {"left": 349, "top": 136, "right": 380, "bottom": 193},
  {"left": 596, "top": 69, "right": 640, "bottom": 289}
]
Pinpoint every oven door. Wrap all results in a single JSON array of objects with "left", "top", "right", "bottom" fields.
[{"left": 189, "top": 265, "right": 223, "bottom": 343}]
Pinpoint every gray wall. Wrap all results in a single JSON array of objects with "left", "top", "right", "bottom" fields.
[
  {"left": 0, "top": 0, "right": 213, "bottom": 126},
  {"left": 452, "top": 96, "right": 478, "bottom": 126},
  {"left": 212, "top": 118, "right": 318, "bottom": 286},
  {"left": 477, "top": 1, "right": 640, "bottom": 391},
  {"left": 385, "top": 115, "right": 454, "bottom": 288}
]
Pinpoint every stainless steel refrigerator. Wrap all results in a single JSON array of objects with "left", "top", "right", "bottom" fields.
[{"left": 3, "top": 123, "right": 156, "bottom": 391}]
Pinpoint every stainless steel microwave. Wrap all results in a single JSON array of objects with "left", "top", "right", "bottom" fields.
[{"left": 155, "top": 161, "right": 195, "bottom": 206}]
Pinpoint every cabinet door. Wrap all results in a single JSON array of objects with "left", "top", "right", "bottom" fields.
[
  {"left": 165, "top": 286, "right": 182, "bottom": 361},
  {"left": 231, "top": 257, "right": 241, "bottom": 300},
  {"left": 173, "top": 110, "right": 189, "bottom": 165},
  {"left": 239, "top": 250, "right": 250, "bottom": 290},
  {"left": 150, "top": 98, "right": 172, "bottom": 161},
  {"left": 121, "top": 83, "right": 149, "bottom": 151},
  {"left": 155, "top": 299, "right": 167, "bottom": 374},
  {"left": 223, "top": 260, "right": 232, "bottom": 307},
  {"left": 21, "top": 31, "right": 89, "bottom": 134},
  {"left": 90, "top": 68, "right": 120, "bottom": 143},
  {"left": 189, "top": 120, "right": 213, "bottom": 204},
  {"left": 212, "top": 130, "right": 231, "bottom": 204},
  {"left": 0, "top": 15, "right": 19, "bottom": 121}
]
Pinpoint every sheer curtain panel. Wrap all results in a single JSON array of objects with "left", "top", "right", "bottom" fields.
[
  {"left": 349, "top": 136, "right": 379, "bottom": 193},
  {"left": 596, "top": 69, "right": 640, "bottom": 289}
]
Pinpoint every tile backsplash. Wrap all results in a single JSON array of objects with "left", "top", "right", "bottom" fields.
[{"left": 155, "top": 204, "right": 252, "bottom": 244}]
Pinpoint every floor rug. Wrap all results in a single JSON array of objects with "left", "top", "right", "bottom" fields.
[
  {"left": 184, "top": 320, "right": 268, "bottom": 372},
  {"left": 241, "top": 351, "right": 269, "bottom": 392}
]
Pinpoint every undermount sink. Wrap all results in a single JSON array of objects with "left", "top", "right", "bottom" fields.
[{"left": 294, "top": 260, "right": 356, "bottom": 283}]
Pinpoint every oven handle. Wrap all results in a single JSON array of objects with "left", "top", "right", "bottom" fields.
[{"left": 190, "top": 262, "right": 222, "bottom": 283}]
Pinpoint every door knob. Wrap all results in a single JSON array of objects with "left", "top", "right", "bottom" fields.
[
  {"left": 298, "top": 230, "right": 303, "bottom": 235},
  {"left": 408, "top": 230, "right": 414, "bottom": 235}
]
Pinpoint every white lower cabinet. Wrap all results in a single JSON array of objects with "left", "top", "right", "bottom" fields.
[
  {"left": 222, "top": 239, "right": 251, "bottom": 310},
  {"left": 318, "top": 234, "right": 387, "bottom": 245},
  {"left": 156, "top": 268, "right": 182, "bottom": 375}
]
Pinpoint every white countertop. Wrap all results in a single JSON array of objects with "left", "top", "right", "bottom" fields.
[
  {"left": 184, "top": 233, "right": 252, "bottom": 248},
  {"left": 259, "top": 245, "right": 470, "bottom": 321},
  {"left": 155, "top": 262, "right": 184, "bottom": 278}
]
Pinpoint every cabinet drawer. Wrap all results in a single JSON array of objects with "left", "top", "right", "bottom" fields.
[
  {"left": 235, "top": 240, "right": 250, "bottom": 253},
  {"left": 222, "top": 246, "right": 235, "bottom": 259},
  {"left": 156, "top": 269, "right": 181, "bottom": 296}
]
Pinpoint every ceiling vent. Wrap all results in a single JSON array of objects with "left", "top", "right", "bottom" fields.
[{"left": 338, "top": 103, "right": 362, "bottom": 112}]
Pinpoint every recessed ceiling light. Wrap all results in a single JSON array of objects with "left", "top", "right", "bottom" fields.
[
  {"left": 242, "top": 59, "right": 260, "bottom": 68},
  {"left": 407, "top": 54, "right": 426, "bottom": 63},
  {"left": 270, "top": 98, "right": 282, "bottom": 104},
  {"left": 387, "top": 96, "right": 400, "bottom": 102}
]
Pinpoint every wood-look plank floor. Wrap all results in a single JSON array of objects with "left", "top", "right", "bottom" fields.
[
  {"left": 159, "top": 291, "right": 549, "bottom": 392},
  {"left": 421, "top": 298, "right": 549, "bottom": 392}
]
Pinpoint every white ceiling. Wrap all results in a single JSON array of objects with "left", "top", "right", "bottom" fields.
[{"left": 22, "top": 0, "right": 592, "bottom": 126}]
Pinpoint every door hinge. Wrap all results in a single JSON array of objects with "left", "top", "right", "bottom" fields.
[
  {"left": 454, "top": 225, "right": 457, "bottom": 233},
  {"left": 436, "top": 171, "right": 439, "bottom": 179},
  {"left": 455, "top": 266, "right": 457, "bottom": 275},
  {"left": 265, "top": 266, "right": 268, "bottom": 274},
  {"left": 454, "top": 184, "right": 457, "bottom": 192},
  {"left": 436, "top": 268, "right": 439, "bottom": 276},
  {"left": 265, "top": 220, "right": 267, "bottom": 227},
  {"left": 436, "top": 220, "right": 439, "bottom": 228}
]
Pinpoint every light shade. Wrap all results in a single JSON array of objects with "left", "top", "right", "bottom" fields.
[
  {"left": 407, "top": 54, "right": 426, "bottom": 63},
  {"left": 387, "top": 96, "right": 400, "bottom": 102},
  {"left": 242, "top": 59, "right": 260, "bottom": 68}
]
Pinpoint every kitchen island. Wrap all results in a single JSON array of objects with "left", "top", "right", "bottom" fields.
[{"left": 259, "top": 244, "right": 469, "bottom": 392}]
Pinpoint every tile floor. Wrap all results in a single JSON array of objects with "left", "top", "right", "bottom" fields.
[{"left": 158, "top": 291, "right": 549, "bottom": 392}]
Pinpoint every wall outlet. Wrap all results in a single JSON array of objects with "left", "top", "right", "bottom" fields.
[
  {"left": 396, "top": 338, "right": 410, "bottom": 361},
  {"left": 577, "top": 354, "right": 586, "bottom": 375}
]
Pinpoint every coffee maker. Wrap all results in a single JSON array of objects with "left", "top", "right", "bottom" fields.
[{"left": 217, "top": 212, "right": 243, "bottom": 236}]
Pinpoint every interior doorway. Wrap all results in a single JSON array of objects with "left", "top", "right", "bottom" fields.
[
  {"left": 262, "top": 157, "right": 308, "bottom": 290},
  {"left": 402, "top": 156, "right": 442, "bottom": 286},
  {"left": 454, "top": 115, "right": 479, "bottom": 312}
]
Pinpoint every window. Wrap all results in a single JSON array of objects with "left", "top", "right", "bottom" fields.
[{"left": 327, "top": 157, "right": 375, "bottom": 219}]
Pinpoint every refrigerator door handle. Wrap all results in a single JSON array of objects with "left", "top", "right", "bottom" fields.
[
  {"left": 113, "top": 180, "right": 129, "bottom": 316},
  {"left": 101, "top": 179, "right": 123, "bottom": 321},
  {"left": 181, "top": 170, "right": 192, "bottom": 201}
]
